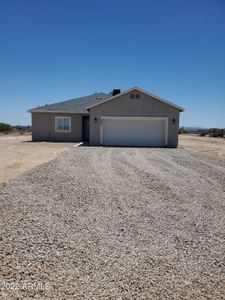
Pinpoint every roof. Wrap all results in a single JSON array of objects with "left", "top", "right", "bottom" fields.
[
  {"left": 28, "top": 87, "right": 184, "bottom": 113},
  {"left": 87, "top": 87, "right": 184, "bottom": 112},
  {"left": 28, "top": 92, "right": 110, "bottom": 113}
]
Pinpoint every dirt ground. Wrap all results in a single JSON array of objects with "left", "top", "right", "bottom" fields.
[
  {"left": 179, "top": 134, "right": 225, "bottom": 160},
  {"left": 0, "top": 134, "right": 76, "bottom": 183},
  {"left": 1, "top": 133, "right": 225, "bottom": 183}
]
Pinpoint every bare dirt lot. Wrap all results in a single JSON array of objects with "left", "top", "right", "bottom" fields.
[
  {"left": 0, "top": 134, "right": 75, "bottom": 183},
  {"left": 0, "top": 147, "right": 225, "bottom": 299},
  {"left": 179, "top": 134, "right": 225, "bottom": 160}
]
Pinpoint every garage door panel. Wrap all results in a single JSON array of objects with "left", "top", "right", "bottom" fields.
[{"left": 101, "top": 117, "right": 167, "bottom": 146}]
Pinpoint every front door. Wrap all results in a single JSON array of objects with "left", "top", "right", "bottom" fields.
[{"left": 82, "top": 116, "right": 90, "bottom": 142}]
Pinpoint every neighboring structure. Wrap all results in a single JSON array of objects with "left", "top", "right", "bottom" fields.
[{"left": 28, "top": 87, "right": 184, "bottom": 147}]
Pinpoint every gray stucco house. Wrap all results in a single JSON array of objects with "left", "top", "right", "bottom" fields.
[{"left": 28, "top": 87, "right": 184, "bottom": 147}]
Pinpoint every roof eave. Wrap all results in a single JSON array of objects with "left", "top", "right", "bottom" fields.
[{"left": 28, "top": 109, "right": 89, "bottom": 114}]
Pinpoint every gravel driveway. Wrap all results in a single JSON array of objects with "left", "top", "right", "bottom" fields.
[{"left": 1, "top": 147, "right": 225, "bottom": 299}]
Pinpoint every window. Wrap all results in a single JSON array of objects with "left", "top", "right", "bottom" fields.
[
  {"left": 55, "top": 116, "right": 71, "bottom": 132},
  {"left": 135, "top": 94, "right": 140, "bottom": 99},
  {"left": 130, "top": 94, "right": 135, "bottom": 99}
]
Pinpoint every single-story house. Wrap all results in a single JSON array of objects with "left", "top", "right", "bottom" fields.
[{"left": 28, "top": 87, "right": 184, "bottom": 147}]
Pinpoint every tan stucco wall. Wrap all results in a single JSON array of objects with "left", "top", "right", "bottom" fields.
[
  {"left": 32, "top": 112, "right": 85, "bottom": 142},
  {"left": 89, "top": 91, "right": 181, "bottom": 147}
]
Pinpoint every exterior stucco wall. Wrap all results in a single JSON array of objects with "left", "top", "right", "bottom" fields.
[
  {"left": 32, "top": 112, "right": 85, "bottom": 142},
  {"left": 89, "top": 92, "right": 180, "bottom": 147}
]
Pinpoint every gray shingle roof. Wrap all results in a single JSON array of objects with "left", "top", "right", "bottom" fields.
[{"left": 29, "top": 92, "right": 110, "bottom": 113}]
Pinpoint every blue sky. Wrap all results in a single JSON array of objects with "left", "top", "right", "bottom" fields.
[{"left": 0, "top": 0, "right": 225, "bottom": 127}]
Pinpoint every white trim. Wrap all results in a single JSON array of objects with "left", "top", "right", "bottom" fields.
[
  {"left": 55, "top": 116, "right": 71, "bottom": 133},
  {"left": 87, "top": 87, "right": 184, "bottom": 112},
  {"left": 100, "top": 119, "right": 103, "bottom": 145},
  {"left": 100, "top": 116, "right": 167, "bottom": 121},
  {"left": 100, "top": 116, "right": 168, "bottom": 146},
  {"left": 165, "top": 118, "right": 168, "bottom": 146}
]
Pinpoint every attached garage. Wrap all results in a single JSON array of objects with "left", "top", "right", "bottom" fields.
[
  {"left": 101, "top": 117, "right": 168, "bottom": 146},
  {"left": 88, "top": 87, "right": 184, "bottom": 148}
]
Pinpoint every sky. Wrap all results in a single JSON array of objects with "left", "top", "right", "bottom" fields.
[{"left": 0, "top": 0, "right": 225, "bottom": 128}]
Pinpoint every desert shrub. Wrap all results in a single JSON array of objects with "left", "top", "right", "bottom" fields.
[
  {"left": 0, "top": 123, "right": 13, "bottom": 134},
  {"left": 199, "top": 132, "right": 206, "bottom": 137},
  {"left": 179, "top": 127, "right": 187, "bottom": 134},
  {"left": 208, "top": 128, "right": 224, "bottom": 138},
  {"left": 14, "top": 125, "right": 31, "bottom": 132}
]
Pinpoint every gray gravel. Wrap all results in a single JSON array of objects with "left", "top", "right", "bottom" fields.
[{"left": 1, "top": 147, "right": 225, "bottom": 299}]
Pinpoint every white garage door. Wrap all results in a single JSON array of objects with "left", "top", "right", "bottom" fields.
[{"left": 101, "top": 117, "right": 168, "bottom": 146}]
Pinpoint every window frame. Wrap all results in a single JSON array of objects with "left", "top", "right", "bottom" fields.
[{"left": 55, "top": 116, "right": 71, "bottom": 133}]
